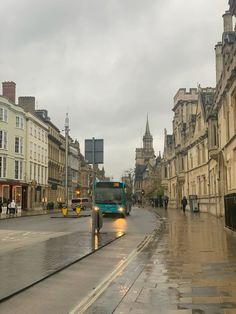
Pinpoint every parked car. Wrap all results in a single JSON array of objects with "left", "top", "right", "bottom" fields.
[{"left": 71, "top": 198, "right": 91, "bottom": 210}]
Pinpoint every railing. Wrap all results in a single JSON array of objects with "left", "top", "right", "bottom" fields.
[{"left": 224, "top": 193, "right": 236, "bottom": 231}]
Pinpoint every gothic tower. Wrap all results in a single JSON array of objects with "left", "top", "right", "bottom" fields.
[
  {"left": 135, "top": 116, "right": 155, "bottom": 166},
  {"left": 143, "top": 116, "right": 155, "bottom": 162}
]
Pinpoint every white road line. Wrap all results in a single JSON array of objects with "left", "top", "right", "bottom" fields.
[{"left": 69, "top": 232, "right": 154, "bottom": 314}]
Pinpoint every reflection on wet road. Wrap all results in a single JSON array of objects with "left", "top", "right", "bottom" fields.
[
  {"left": 0, "top": 231, "right": 124, "bottom": 301},
  {"left": 87, "top": 208, "right": 236, "bottom": 314}
]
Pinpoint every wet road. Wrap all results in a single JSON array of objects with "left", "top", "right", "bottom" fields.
[
  {"left": 0, "top": 206, "right": 158, "bottom": 314},
  {"left": 87, "top": 208, "right": 236, "bottom": 314}
]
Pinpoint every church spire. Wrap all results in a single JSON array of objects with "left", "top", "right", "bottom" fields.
[
  {"left": 145, "top": 115, "right": 151, "bottom": 135},
  {"left": 142, "top": 115, "right": 154, "bottom": 161}
]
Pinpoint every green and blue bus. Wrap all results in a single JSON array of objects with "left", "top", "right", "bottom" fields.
[{"left": 94, "top": 181, "right": 131, "bottom": 218}]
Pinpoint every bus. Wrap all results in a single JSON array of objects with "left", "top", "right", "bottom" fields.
[{"left": 94, "top": 181, "right": 132, "bottom": 218}]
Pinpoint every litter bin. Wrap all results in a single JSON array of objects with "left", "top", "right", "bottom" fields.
[
  {"left": 189, "top": 195, "right": 199, "bottom": 212},
  {"left": 224, "top": 193, "right": 236, "bottom": 231}
]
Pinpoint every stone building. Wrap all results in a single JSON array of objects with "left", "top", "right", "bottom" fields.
[
  {"left": 35, "top": 110, "right": 65, "bottom": 206},
  {"left": 162, "top": 87, "right": 215, "bottom": 211},
  {"left": 208, "top": 7, "right": 236, "bottom": 217},
  {"left": 1, "top": 80, "right": 107, "bottom": 210},
  {"left": 162, "top": 5, "right": 236, "bottom": 218},
  {"left": 18, "top": 96, "right": 49, "bottom": 210},
  {"left": 134, "top": 117, "right": 162, "bottom": 201},
  {"left": 229, "top": 0, "right": 236, "bottom": 15},
  {"left": 0, "top": 82, "right": 28, "bottom": 209},
  {"left": 135, "top": 117, "right": 154, "bottom": 197},
  {"left": 68, "top": 139, "right": 80, "bottom": 200}
]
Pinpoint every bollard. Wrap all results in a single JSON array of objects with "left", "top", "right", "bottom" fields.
[
  {"left": 62, "top": 205, "right": 68, "bottom": 217},
  {"left": 75, "top": 207, "right": 81, "bottom": 216},
  {"left": 92, "top": 206, "right": 103, "bottom": 234}
]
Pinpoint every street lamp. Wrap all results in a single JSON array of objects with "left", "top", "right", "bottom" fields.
[{"left": 64, "top": 113, "right": 70, "bottom": 211}]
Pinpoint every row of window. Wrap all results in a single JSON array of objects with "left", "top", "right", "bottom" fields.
[
  {"left": 0, "top": 132, "right": 24, "bottom": 154},
  {"left": 29, "top": 163, "right": 47, "bottom": 184},
  {"left": 0, "top": 107, "right": 24, "bottom": 128},
  {"left": 30, "top": 142, "right": 47, "bottom": 164},
  {"left": 0, "top": 156, "right": 48, "bottom": 183},
  {"left": 0, "top": 156, "right": 22, "bottom": 179},
  {"left": 164, "top": 145, "right": 207, "bottom": 179},
  {"left": 30, "top": 122, "right": 47, "bottom": 143},
  {"left": 0, "top": 132, "right": 48, "bottom": 162}
]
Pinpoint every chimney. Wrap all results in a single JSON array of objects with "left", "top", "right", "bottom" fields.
[
  {"left": 215, "top": 42, "right": 223, "bottom": 84},
  {"left": 18, "top": 96, "right": 36, "bottom": 113},
  {"left": 223, "top": 10, "right": 233, "bottom": 32},
  {"left": 2, "top": 81, "right": 16, "bottom": 103}
]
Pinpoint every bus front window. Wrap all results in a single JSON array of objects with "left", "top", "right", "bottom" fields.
[{"left": 95, "top": 188, "right": 122, "bottom": 204}]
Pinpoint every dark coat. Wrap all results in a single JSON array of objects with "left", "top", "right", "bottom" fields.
[{"left": 182, "top": 197, "right": 187, "bottom": 206}]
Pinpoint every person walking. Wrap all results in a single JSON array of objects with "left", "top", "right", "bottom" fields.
[
  {"left": 163, "top": 195, "right": 169, "bottom": 210},
  {"left": 10, "top": 200, "right": 16, "bottom": 215},
  {"left": 181, "top": 196, "right": 187, "bottom": 213},
  {"left": 0, "top": 198, "right": 2, "bottom": 214}
]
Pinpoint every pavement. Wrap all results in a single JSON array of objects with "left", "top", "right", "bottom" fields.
[
  {"left": 86, "top": 207, "right": 236, "bottom": 314},
  {"left": 1, "top": 206, "right": 236, "bottom": 314},
  {"left": 0, "top": 208, "right": 63, "bottom": 219}
]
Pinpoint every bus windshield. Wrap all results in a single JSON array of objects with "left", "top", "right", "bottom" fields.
[{"left": 95, "top": 187, "right": 122, "bottom": 204}]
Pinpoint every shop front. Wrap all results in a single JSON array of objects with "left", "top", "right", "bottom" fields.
[{"left": 0, "top": 181, "right": 28, "bottom": 210}]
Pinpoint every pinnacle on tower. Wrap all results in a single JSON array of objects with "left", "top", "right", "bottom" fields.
[{"left": 145, "top": 115, "right": 151, "bottom": 135}]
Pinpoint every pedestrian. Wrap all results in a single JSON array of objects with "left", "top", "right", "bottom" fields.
[
  {"left": 0, "top": 198, "right": 2, "bottom": 214},
  {"left": 163, "top": 195, "right": 169, "bottom": 210},
  {"left": 10, "top": 200, "right": 16, "bottom": 215},
  {"left": 181, "top": 196, "right": 187, "bottom": 213}
]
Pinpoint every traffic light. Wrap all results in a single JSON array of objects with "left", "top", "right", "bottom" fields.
[
  {"left": 76, "top": 189, "right": 81, "bottom": 196},
  {"left": 141, "top": 189, "right": 145, "bottom": 196}
]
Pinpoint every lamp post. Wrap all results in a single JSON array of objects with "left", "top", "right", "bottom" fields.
[{"left": 64, "top": 113, "right": 69, "bottom": 211}]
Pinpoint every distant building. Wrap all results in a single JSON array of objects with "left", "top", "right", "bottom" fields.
[
  {"left": 35, "top": 109, "right": 65, "bottom": 206},
  {"left": 135, "top": 116, "right": 155, "bottom": 166},
  {"left": 134, "top": 117, "right": 162, "bottom": 201}
]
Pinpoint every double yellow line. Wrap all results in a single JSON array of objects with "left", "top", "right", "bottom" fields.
[{"left": 69, "top": 232, "right": 155, "bottom": 314}]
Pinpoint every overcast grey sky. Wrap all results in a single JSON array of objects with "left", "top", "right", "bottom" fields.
[{"left": 0, "top": 0, "right": 228, "bottom": 179}]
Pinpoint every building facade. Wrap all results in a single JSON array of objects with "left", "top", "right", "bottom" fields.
[
  {"left": 209, "top": 8, "right": 236, "bottom": 217},
  {"left": 1, "top": 80, "right": 107, "bottom": 210},
  {"left": 68, "top": 139, "right": 80, "bottom": 200},
  {"left": 19, "top": 96, "right": 49, "bottom": 210},
  {"left": 161, "top": 6, "right": 236, "bottom": 219},
  {"left": 134, "top": 117, "right": 162, "bottom": 201},
  {"left": 162, "top": 88, "right": 216, "bottom": 212},
  {"left": 0, "top": 82, "right": 27, "bottom": 209}
]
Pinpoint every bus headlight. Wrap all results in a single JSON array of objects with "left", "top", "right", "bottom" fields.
[{"left": 118, "top": 207, "right": 124, "bottom": 212}]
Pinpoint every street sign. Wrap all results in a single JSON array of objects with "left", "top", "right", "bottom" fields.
[
  {"left": 85, "top": 138, "right": 104, "bottom": 164},
  {"left": 85, "top": 137, "right": 104, "bottom": 235}
]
